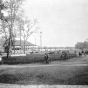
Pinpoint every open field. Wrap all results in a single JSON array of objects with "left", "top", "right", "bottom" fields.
[{"left": 0, "top": 55, "right": 88, "bottom": 85}]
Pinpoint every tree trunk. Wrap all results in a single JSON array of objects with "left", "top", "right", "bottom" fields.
[
  {"left": 20, "top": 27, "right": 21, "bottom": 54},
  {"left": 7, "top": 51, "right": 9, "bottom": 58},
  {"left": 24, "top": 37, "right": 25, "bottom": 54},
  {"left": 6, "top": 46, "right": 10, "bottom": 58}
]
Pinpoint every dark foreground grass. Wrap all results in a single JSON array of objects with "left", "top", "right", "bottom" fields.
[{"left": 0, "top": 64, "right": 88, "bottom": 85}]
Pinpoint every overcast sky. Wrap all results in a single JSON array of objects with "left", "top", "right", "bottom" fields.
[{"left": 23, "top": 0, "right": 88, "bottom": 47}]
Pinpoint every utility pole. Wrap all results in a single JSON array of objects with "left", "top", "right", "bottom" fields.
[
  {"left": 40, "top": 31, "right": 42, "bottom": 53},
  {"left": 33, "top": 36, "right": 36, "bottom": 51}
]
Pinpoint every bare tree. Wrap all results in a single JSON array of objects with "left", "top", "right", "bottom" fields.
[
  {"left": 1, "top": 0, "right": 38, "bottom": 55},
  {"left": 17, "top": 17, "right": 38, "bottom": 53},
  {"left": 0, "top": 0, "right": 25, "bottom": 58}
]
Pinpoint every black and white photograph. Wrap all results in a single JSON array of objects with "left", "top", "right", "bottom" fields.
[{"left": 0, "top": 0, "right": 88, "bottom": 88}]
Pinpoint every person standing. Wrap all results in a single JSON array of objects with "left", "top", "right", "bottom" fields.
[{"left": 44, "top": 53, "right": 49, "bottom": 64}]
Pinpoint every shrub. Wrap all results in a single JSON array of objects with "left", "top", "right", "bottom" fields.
[{"left": 2, "top": 53, "right": 77, "bottom": 64}]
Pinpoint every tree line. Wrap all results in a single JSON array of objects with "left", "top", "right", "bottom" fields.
[{"left": 75, "top": 41, "right": 88, "bottom": 50}]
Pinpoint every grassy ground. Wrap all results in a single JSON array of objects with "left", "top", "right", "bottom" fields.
[{"left": 0, "top": 56, "right": 88, "bottom": 85}]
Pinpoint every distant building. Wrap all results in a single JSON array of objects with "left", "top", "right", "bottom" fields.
[
  {"left": 0, "top": 39, "right": 37, "bottom": 51},
  {"left": 14, "top": 40, "right": 36, "bottom": 49}
]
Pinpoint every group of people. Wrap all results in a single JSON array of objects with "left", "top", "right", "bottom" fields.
[
  {"left": 77, "top": 50, "right": 87, "bottom": 57},
  {"left": 60, "top": 51, "right": 68, "bottom": 60}
]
